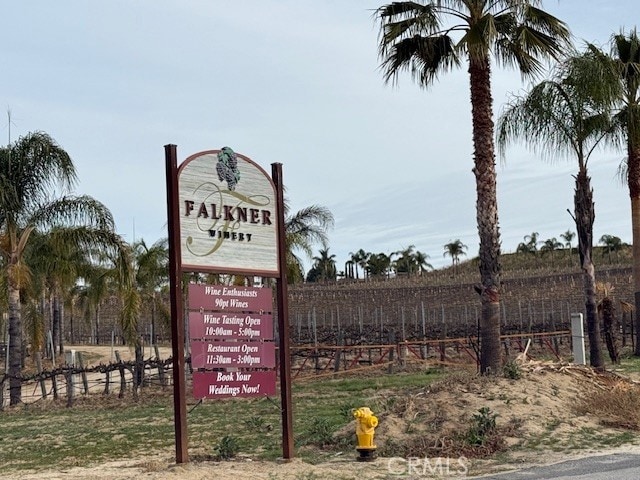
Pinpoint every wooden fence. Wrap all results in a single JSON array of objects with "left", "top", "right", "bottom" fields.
[
  {"left": 0, "top": 330, "right": 577, "bottom": 409},
  {"left": 0, "top": 347, "right": 173, "bottom": 409}
]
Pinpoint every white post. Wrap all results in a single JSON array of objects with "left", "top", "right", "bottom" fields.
[{"left": 571, "top": 313, "right": 586, "bottom": 365}]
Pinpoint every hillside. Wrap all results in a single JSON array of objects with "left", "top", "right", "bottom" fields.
[{"left": 288, "top": 246, "right": 634, "bottom": 345}]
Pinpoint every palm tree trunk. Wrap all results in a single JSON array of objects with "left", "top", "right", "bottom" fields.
[
  {"left": 574, "top": 168, "right": 604, "bottom": 369},
  {"left": 628, "top": 144, "right": 640, "bottom": 356},
  {"left": 70, "top": 302, "right": 75, "bottom": 345},
  {"left": 602, "top": 296, "right": 619, "bottom": 364},
  {"left": 8, "top": 285, "right": 22, "bottom": 405},
  {"left": 469, "top": 57, "right": 502, "bottom": 374},
  {"left": 59, "top": 300, "right": 65, "bottom": 354},
  {"left": 52, "top": 294, "right": 60, "bottom": 356},
  {"left": 151, "top": 296, "right": 156, "bottom": 346},
  {"left": 95, "top": 305, "right": 100, "bottom": 345}
]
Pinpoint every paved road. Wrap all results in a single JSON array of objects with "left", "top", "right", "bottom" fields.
[{"left": 471, "top": 453, "right": 640, "bottom": 480}]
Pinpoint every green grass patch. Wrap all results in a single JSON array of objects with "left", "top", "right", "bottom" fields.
[
  {"left": 0, "top": 369, "right": 441, "bottom": 473},
  {"left": 615, "top": 354, "right": 640, "bottom": 375}
]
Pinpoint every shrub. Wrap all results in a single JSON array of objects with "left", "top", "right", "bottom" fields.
[
  {"left": 214, "top": 435, "right": 240, "bottom": 460},
  {"left": 465, "top": 407, "right": 497, "bottom": 446},
  {"left": 503, "top": 360, "right": 522, "bottom": 380}
]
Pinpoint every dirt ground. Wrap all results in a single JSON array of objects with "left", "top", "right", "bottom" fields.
[
  {"left": 10, "top": 445, "right": 640, "bottom": 480},
  {"left": 7, "top": 346, "right": 640, "bottom": 479}
]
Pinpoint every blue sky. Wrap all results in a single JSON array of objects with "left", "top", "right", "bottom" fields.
[{"left": 1, "top": 1, "right": 636, "bottom": 271}]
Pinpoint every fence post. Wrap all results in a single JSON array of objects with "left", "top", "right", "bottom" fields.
[
  {"left": 66, "top": 370, "right": 74, "bottom": 408},
  {"left": 104, "top": 368, "right": 111, "bottom": 395},
  {"left": 35, "top": 353, "right": 47, "bottom": 399},
  {"left": 0, "top": 376, "right": 5, "bottom": 410},
  {"left": 77, "top": 352, "right": 89, "bottom": 395},
  {"left": 155, "top": 345, "right": 166, "bottom": 387},
  {"left": 387, "top": 330, "right": 395, "bottom": 374},
  {"left": 115, "top": 351, "right": 126, "bottom": 398},
  {"left": 52, "top": 373, "right": 59, "bottom": 400},
  {"left": 334, "top": 333, "right": 343, "bottom": 374}
]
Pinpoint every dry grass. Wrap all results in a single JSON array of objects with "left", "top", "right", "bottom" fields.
[{"left": 577, "top": 379, "right": 640, "bottom": 430}]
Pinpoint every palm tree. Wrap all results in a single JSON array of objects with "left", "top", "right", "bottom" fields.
[
  {"left": 560, "top": 230, "right": 576, "bottom": 250},
  {"left": 516, "top": 232, "right": 540, "bottom": 257},
  {"left": 344, "top": 260, "right": 355, "bottom": 280},
  {"left": 391, "top": 246, "right": 433, "bottom": 276},
  {"left": 284, "top": 202, "right": 334, "bottom": 284},
  {"left": 349, "top": 249, "right": 369, "bottom": 281},
  {"left": 133, "top": 238, "right": 170, "bottom": 344},
  {"left": 560, "top": 229, "right": 576, "bottom": 266},
  {"left": 366, "top": 252, "right": 392, "bottom": 278},
  {"left": 591, "top": 30, "right": 640, "bottom": 355},
  {"left": 0, "top": 132, "right": 121, "bottom": 404},
  {"left": 598, "top": 234, "right": 627, "bottom": 263},
  {"left": 393, "top": 245, "right": 417, "bottom": 276},
  {"left": 596, "top": 282, "right": 620, "bottom": 364},
  {"left": 307, "top": 246, "right": 337, "bottom": 282},
  {"left": 497, "top": 51, "right": 618, "bottom": 369},
  {"left": 75, "top": 259, "right": 110, "bottom": 345},
  {"left": 443, "top": 239, "right": 467, "bottom": 274},
  {"left": 24, "top": 229, "right": 82, "bottom": 356},
  {"left": 375, "top": 0, "right": 570, "bottom": 374},
  {"left": 414, "top": 250, "right": 433, "bottom": 275},
  {"left": 539, "top": 237, "right": 563, "bottom": 265}
]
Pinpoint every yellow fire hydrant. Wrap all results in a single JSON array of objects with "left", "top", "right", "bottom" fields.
[{"left": 353, "top": 407, "right": 378, "bottom": 461}]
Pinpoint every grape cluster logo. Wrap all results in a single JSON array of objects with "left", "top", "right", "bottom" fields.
[{"left": 215, "top": 147, "right": 241, "bottom": 191}]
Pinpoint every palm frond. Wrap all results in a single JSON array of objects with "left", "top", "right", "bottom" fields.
[
  {"left": 28, "top": 195, "right": 115, "bottom": 232},
  {"left": 381, "top": 34, "right": 460, "bottom": 86}
]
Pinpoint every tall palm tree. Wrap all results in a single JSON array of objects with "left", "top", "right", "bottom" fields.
[
  {"left": 497, "top": 51, "right": 618, "bottom": 369},
  {"left": 344, "top": 259, "right": 355, "bottom": 280},
  {"left": 393, "top": 245, "right": 417, "bottom": 276},
  {"left": 540, "top": 237, "right": 563, "bottom": 264},
  {"left": 598, "top": 234, "right": 627, "bottom": 263},
  {"left": 560, "top": 229, "right": 575, "bottom": 250},
  {"left": 349, "top": 249, "right": 369, "bottom": 281},
  {"left": 443, "top": 239, "right": 467, "bottom": 274},
  {"left": 307, "top": 246, "right": 337, "bottom": 282},
  {"left": 591, "top": 30, "right": 640, "bottom": 355},
  {"left": 366, "top": 252, "right": 392, "bottom": 278},
  {"left": 133, "top": 238, "right": 170, "bottom": 344},
  {"left": 376, "top": 0, "right": 570, "bottom": 374},
  {"left": 0, "top": 132, "right": 121, "bottom": 404},
  {"left": 23, "top": 229, "right": 80, "bottom": 356},
  {"left": 560, "top": 229, "right": 576, "bottom": 266},
  {"left": 516, "top": 232, "right": 540, "bottom": 265},
  {"left": 23, "top": 227, "right": 127, "bottom": 355},
  {"left": 76, "top": 259, "right": 110, "bottom": 345},
  {"left": 284, "top": 202, "right": 334, "bottom": 284},
  {"left": 414, "top": 250, "right": 433, "bottom": 275}
]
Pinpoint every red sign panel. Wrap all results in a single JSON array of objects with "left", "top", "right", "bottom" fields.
[
  {"left": 191, "top": 340, "right": 276, "bottom": 368},
  {"left": 192, "top": 370, "right": 276, "bottom": 399},
  {"left": 188, "top": 284, "right": 272, "bottom": 312},
  {"left": 189, "top": 312, "right": 273, "bottom": 340}
]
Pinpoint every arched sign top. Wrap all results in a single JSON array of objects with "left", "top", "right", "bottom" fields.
[{"left": 178, "top": 148, "right": 279, "bottom": 276}]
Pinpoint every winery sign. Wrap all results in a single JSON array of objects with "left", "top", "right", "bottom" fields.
[
  {"left": 164, "top": 144, "right": 293, "bottom": 464},
  {"left": 178, "top": 147, "right": 278, "bottom": 275}
]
